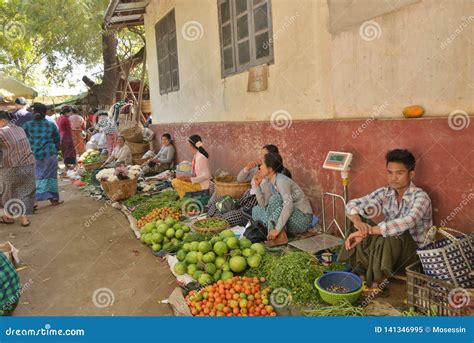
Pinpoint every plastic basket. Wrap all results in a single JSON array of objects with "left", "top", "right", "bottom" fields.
[
  {"left": 406, "top": 261, "right": 472, "bottom": 316},
  {"left": 315, "top": 273, "right": 363, "bottom": 305},
  {"left": 416, "top": 227, "right": 473, "bottom": 288}
]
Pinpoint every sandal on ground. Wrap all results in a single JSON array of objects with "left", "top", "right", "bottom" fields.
[
  {"left": 21, "top": 221, "right": 31, "bottom": 227},
  {"left": 0, "top": 216, "right": 14, "bottom": 224},
  {"left": 50, "top": 200, "right": 64, "bottom": 206}
]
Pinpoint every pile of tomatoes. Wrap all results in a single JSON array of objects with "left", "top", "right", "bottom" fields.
[
  {"left": 185, "top": 276, "right": 277, "bottom": 316},
  {"left": 137, "top": 207, "right": 181, "bottom": 228}
]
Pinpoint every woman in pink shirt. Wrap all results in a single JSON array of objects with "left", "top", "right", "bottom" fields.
[{"left": 172, "top": 135, "right": 211, "bottom": 198}]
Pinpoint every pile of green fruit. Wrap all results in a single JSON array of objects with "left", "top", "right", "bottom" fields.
[
  {"left": 140, "top": 217, "right": 191, "bottom": 253},
  {"left": 173, "top": 229, "right": 266, "bottom": 286}
]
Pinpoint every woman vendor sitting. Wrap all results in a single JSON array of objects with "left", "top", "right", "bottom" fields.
[
  {"left": 100, "top": 135, "right": 132, "bottom": 167},
  {"left": 142, "top": 133, "right": 175, "bottom": 175},
  {"left": 207, "top": 144, "right": 292, "bottom": 227},
  {"left": 237, "top": 144, "right": 292, "bottom": 183},
  {"left": 252, "top": 152, "right": 313, "bottom": 246},
  {"left": 171, "top": 135, "right": 211, "bottom": 198}
]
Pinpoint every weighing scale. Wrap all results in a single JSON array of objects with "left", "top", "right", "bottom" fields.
[{"left": 289, "top": 151, "right": 353, "bottom": 254}]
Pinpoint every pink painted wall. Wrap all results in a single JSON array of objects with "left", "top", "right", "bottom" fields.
[{"left": 150, "top": 117, "right": 474, "bottom": 233}]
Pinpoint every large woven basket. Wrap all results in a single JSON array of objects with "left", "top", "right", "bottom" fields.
[
  {"left": 121, "top": 126, "right": 143, "bottom": 143},
  {"left": 192, "top": 218, "right": 230, "bottom": 233},
  {"left": 417, "top": 227, "right": 473, "bottom": 288},
  {"left": 133, "top": 158, "right": 148, "bottom": 166},
  {"left": 100, "top": 178, "right": 137, "bottom": 201},
  {"left": 215, "top": 176, "right": 250, "bottom": 199},
  {"left": 126, "top": 141, "right": 149, "bottom": 155}
]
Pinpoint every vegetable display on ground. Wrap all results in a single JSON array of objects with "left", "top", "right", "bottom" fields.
[
  {"left": 186, "top": 276, "right": 276, "bottom": 316},
  {"left": 173, "top": 229, "right": 265, "bottom": 284}
]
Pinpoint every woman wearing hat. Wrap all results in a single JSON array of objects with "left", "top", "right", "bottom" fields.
[
  {"left": 171, "top": 135, "right": 211, "bottom": 198},
  {"left": 24, "top": 103, "right": 63, "bottom": 206},
  {"left": 10, "top": 97, "right": 32, "bottom": 128},
  {"left": 0, "top": 111, "right": 36, "bottom": 226}
]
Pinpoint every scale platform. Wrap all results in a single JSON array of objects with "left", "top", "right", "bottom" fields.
[{"left": 289, "top": 233, "right": 344, "bottom": 253}]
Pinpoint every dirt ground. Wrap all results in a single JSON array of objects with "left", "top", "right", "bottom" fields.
[{"left": 2, "top": 180, "right": 176, "bottom": 316}]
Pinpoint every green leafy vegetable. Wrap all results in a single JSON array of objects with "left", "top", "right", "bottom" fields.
[{"left": 303, "top": 300, "right": 364, "bottom": 316}]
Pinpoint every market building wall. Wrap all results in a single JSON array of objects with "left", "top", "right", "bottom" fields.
[
  {"left": 150, "top": 117, "right": 474, "bottom": 234},
  {"left": 144, "top": 0, "right": 334, "bottom": 123},
  {"left": 144, "top": 0, "right": 473, "bottom": 233},
  {"left": 144, "top": 0, "right": 473, "bottom": 122}
]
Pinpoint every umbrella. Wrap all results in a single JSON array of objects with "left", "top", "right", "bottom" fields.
[{"left": 0, "top": 72, "right": 38, "bottom": 99}]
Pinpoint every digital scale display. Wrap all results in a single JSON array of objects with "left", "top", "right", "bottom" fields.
[
  {"left": 323, "top": 151, "right": 352, "bottom": 171},
  {"left": 329, "top": 155, "right": 345, "bottom": 162}
]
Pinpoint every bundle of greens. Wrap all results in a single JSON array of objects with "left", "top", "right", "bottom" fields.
[
  {"left": 245, "top": 250, "right": 324, "bottom": 306},
  {"left": 303, "top": 299, "right": 364, "bottom": 316}
]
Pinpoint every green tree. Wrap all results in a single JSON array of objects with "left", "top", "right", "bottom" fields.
[{"left": 0, "top": 0, "right": 145, "bottom": 106}]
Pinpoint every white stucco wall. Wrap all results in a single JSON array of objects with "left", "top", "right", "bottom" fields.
[
  {"left": 330, "top": 0, "right": 473, "bottom": 118},
  {"left": 144, "top": 0, "right": 473, "bottom": 123}
]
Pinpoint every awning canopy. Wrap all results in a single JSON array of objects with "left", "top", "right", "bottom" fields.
[
  {"left": 104, "top": 0, "right": 150, "bottom": 29},
  {"left": 0, "top": 72, "right": 38, "bottom": 99}
]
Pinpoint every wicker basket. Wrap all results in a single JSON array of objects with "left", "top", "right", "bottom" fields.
[
  {"left": 192, "top": 218, "right": 230, "bottom": 233},
  {"left": 141, "top": 100, "right": 151, "bottom": 113},
  {"left": 215, "top": 176, "right": 250, "bottom": 199},
  {"left": 406, "top": 261, "right": 472, "bottom": 316},
  {"left": 83, "top": 156, "right": 108, "bottom": 172},
  {"left": 121, "top": 126, "right": 143, "bottom": 143},
  {"left": 133, "top": 158, "right": 148, "bottom": 166},
  {"left": 126, "top": 141, "right": 149, "bottom": 155},
  {"left": 100, "top": 178, "right": 137, "bottom": 201}
]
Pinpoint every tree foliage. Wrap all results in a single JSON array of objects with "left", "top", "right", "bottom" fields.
[{"left": 0, "top": 0, "right": 145, "bottom": 90}]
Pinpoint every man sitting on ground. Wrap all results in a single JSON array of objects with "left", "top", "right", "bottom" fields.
[{"left": 339, "top": 149, "right": 432, "bottom": 288}]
